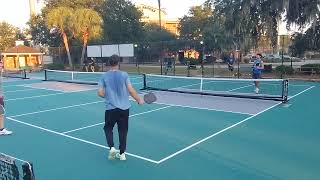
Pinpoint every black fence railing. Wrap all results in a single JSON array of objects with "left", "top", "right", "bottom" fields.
[{"left": 44, "top": 36, "right": 320, "bottom": 80}]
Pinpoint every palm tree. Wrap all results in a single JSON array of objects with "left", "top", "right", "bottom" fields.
[
  {"left": 46, "top": 7, "right": 73, "bottom": 67},
  {"left": 158, "top": 0, "right": 162, "bottom": 30},
  {"left": 70, "top": 8, "right": 103, "bottom": 65}
]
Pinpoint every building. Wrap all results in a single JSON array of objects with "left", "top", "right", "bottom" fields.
[
  {"left": 165, "top": 19, "right": 179, "bottom": 36},
  {"left": 136, "top": 4, "right": 180, "bottom": 36},
  {"left": 136, "top": 4, "right": 167, "bottom": 23},
  {"left": 0, "top": 41, "right": 43, "bottom": 70}
]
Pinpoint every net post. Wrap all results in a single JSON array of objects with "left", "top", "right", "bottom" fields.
[
  {"left": 173, "top": 58, "right": 176, "bottom": 76},
  {"left": 212, "top": 60, "right": 215, "bottom": 77},
  {"left": 282, "top": 79, "right": 289, "bottom": 102},
  {"left": 200, "top": 78, "right": 203, "bottom": 92},
  {"left": 44, "top": 69, "right": 47, "bottom": 81},
  {"left": 22, "top": 162, "right": 35, "bottom": 180},
  {"left": 187, "top": 61, "right": 190, "bottom": 77},
  {"left": 71, "top": 72, "right": 74, "bottom": 81},
  {"left": 143, "top": 74, "right": 147, "bottom": 89},
  {"left": 23, "top": 69, "right": 27, "bottom": 79}
]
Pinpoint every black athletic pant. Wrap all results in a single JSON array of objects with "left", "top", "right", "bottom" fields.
[{"left": 104, "top": 108, "right": 129, "bottom": 154}]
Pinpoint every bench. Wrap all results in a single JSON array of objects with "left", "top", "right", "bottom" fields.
[{"left": 298, "top": 67, "right": 319, "bottom": 75}]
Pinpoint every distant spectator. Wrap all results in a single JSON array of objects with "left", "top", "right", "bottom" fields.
[
  {"left": 83, "top": 59, "right": 89, "bottom": 72},
  {"left": 89, "top": 58, "right": 95, "bottom": 72},
  {"left": 0, "top": 59, "right": 13, "bottom": 136},
  {"left": 227, "top": 53, "right": 235, "bottom": 72}
]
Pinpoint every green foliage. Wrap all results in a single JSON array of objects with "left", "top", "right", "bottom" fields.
[
  {"left": 28, "top": 15, "right": 61, "bottom": 47},
  {"left": 185, "top": 58, "right": 200, "bottom": 65},
  {"left": 285, "top": 0, "right": 319, "bottom": 27},
  {"left": 289, "top": 33, "right": 308, "bottom": 57},
  {"left": 300, "top": 64, "right": 320, "bottom": 74},
  {"left": 101, "top": 0, "right": 144, "bottom": 43},
  {"left": 143, "top": 24, "right": 176, "bottom": 42},
  {"left": 43, "top": 0, "right": 104, "bottom": 15},
  {"left": 275, "top": 65, "right": 294, "bottom": 75},
  {"left": 0, "top": 22, "right": 19, "bottom": 51},
  {"left": 70, "top": 9, "right": 103, "bottom": 41},
  {"left": 290, "top": 20, "right": 320, "bottom": 57},
  {"left": 70, "top": 8, "right": 103, "bottom": 64},
  {"left": 44, "top": 63, "right": 65, "bottom": 70},
  {"left": 179, "top": 5, "right": 213, "bottom": 40},
  {"left": 46, "top": 6, "right": 72, "bottom": 32},
  {"left": 46, "top": 6, "right": 74, "bottom": 67},
  {"left": 205, "top": 0, "right": 319, "bottom": 54}
]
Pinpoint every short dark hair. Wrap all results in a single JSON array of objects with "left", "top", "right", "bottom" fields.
[
  {"left": 257, "top": 53, "right": 263, "bottom": 58},
  {"left": 109, "top": 55, "right": 120, "bottom": 66}
]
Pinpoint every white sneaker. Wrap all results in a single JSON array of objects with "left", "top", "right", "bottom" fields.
[
  {"left": 255, "top": 88, "right": 259, "bottom": 94},
  {"left": 116, "top": 153, "right": 126, "bottom": 161},
  {"left": 0, "top": 129, "right": 13, "bottom": 136},
  {"left": 108, "top": 147, "right": 119, "bottom": 160}
]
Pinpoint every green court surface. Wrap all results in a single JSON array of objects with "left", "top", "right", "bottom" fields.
[{"left": 1, "top": 75, "right": 319, "bottom": 180}]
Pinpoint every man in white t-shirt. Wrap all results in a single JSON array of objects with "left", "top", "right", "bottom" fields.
[{"left": 0, "top": 59, "right": 12, "bottom": 136}]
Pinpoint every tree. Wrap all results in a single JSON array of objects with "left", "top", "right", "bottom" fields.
[
  {"left": 46, "top": 7, "right": 73, "bottom": 67},
  {"left": 285, "top": 0, "right": 320, "bottom": 28},
  {"left": 143, "top": 23, "right": 176, "bottom": 42},
  {"left": 179, "top": 5, "right": 213, "bottom": 41},
  {"left": 43, "top": 0, "right": 104, "bottom": 15},
  {"left": 28, "top": 15, "right": 61, "bottom": 47},
  {"left": 70, "top": 8, "right": 103, "bottom": 65},
  {"left": 102, "top": 0, "right": 144, "bottom": 43},
  {"left": 290, "top": 19, "right": 320, "bottom": 56},
  {"left": 0, "top": 22, "right": 20, "bottom": 51},
  {"left": 290, "top": 33, "right": 308, "bottom": 57}
]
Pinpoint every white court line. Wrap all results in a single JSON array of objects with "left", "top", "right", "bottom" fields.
[
  {"left": 152, "top": 102, "right": 254, "bottom": 116},
  {"left": 18, "top": 85, "right": 67, "bottom": 93},
  {"left": 227, "top": 84, "right": 254, "bottom": 92},
  {"left": 288, "top": 86, "right": 315, "bottom": 100},
  {"left": 4, "top": 89, "right": 40, "bottom": 93},
  {"left": 6, "top": 117, "right": 158, "bottom": 164},
  {"left": 5, "top": 89, "right": 97, "bottom": 102},
  {"left": 62, "top": 106, "right": 172, "bottom": 134},
  {"left": 9, "top": 101, "right": 104, "bottom": 118},
  {"left": 157, "top": 86, "right": 315, "bottom": 164},
  {"left": 0, "top": 152, "right": 29, "bottom": 163},
  {"left": 5, "top": 92, "right": 66, "bottom": 101},
  {"left": 129, "top": 96, "right": 253, "bottom": 115},
  {"left": 2, "top": 82, "right": 38, "bottom": 88}
]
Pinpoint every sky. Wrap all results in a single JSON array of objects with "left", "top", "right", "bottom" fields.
[
  {"left": 0, "top": 0, "right": 206, "bottom": 29},
  {"left": 131, "top": 0, "right": 206, "bottom": 19},
  {"left": 0, "top": 0, "right": 295, "bottom": 34}
]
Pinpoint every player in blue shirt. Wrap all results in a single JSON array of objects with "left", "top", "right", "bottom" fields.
[
  {"left": 252, "top": 53, "right": 264, "bottom": 94},
  {"left": 227, "top": 53, "right": 235, "bottom": 72},
  {"left": 98, "top": 55, "right": 144, "bottom": 161}
]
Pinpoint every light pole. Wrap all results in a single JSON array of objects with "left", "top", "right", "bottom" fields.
[
  {"left": 134, "top": 44, "right": 140, "bottom": 74},
  {"left": 158, "top": 0, "right": 162, "bottom": 31},
  {"left": 158, "top": 0, "right": 163, "bottom": 75},
  {"left": 200, "top": 40, "right": 205, "bottom": 77},
  {"left": 281, "top": 35, "right": 285, "bottom": 79}
]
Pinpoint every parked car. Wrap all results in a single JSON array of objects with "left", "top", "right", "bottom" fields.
[
  {"left": 263, "top": 54, "right": 281, "bottom": 62},
  {"left": 216, "top": 59, "right": 224, "bottom": 63},
  {"left": 243, "top": 54, "right": 255, "bottom": 63}
]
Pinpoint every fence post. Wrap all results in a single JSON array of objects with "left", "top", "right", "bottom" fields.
[{"left": 281, "top": 35, "right": 284, "bottom": 79}]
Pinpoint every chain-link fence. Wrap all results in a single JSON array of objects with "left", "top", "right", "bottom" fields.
[{"left": 45, "top": 36, "right": 320, "bottom": 79}]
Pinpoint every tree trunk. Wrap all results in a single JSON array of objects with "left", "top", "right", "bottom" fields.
[
  {"left": 62, "top": 32, "right": 73, "bottom": 68},
  {"left": 80, "top": 37, "right": 88, "bottom": 65}
]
